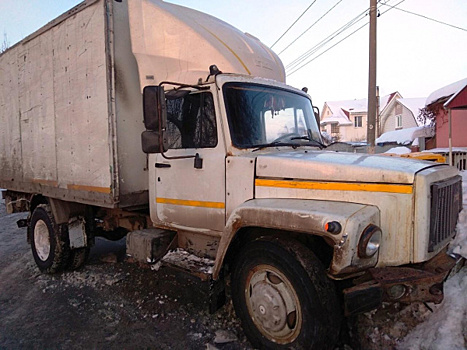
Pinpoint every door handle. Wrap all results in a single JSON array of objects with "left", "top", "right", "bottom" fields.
[{"left": 155, "top": 163, "right": 171, "bottom": 168}]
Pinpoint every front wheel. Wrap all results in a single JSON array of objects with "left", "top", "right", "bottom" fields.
[
  {"left": 30, "top": 204, "right": 70, "bottom": 273},
  {"left": 231, "top": 237, "right": 340, "bottom": 349}
]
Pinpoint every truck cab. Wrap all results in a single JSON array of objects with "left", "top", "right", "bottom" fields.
[{"left": 140, "top": 69, "right": 463, "bottom": 348}]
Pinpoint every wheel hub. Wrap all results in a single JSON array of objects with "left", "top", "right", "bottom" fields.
[
  {"left": 34, "top": 219, "right": 50, "bottom": 261},
  {"left": 250, "top": 281, "right": 288, "bottom": 332}
]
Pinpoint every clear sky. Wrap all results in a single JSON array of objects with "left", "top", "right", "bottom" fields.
[{"left": 1, "top": 0, "right": 466, "bottom": 109}]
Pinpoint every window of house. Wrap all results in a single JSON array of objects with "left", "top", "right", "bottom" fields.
[
  {"left": 331, "top": 124, "right": 339, "bottom": 134},
  {"left": 395, "top": 114, "right": 402, "bottom": 129},
  {"left": 166, "top": 92, "right": 217, "bottom": 149},
  {"left": 354, "top": 115, "right": 362, "bottom": 128}
]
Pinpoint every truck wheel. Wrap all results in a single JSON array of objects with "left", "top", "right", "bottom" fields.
[
  {"left": 67, "top": 247, "right": 90, "bottom": 270},
  {"left": 30, "top": 204, "right": 70, "bottom": 273},
  {"left": 232, "top": 237, "right": 340, "bottom": 350}
]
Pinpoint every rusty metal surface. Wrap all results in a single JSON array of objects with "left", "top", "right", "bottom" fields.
[{"left": 343, "top": 250, "right": 464, "bottom": 315}]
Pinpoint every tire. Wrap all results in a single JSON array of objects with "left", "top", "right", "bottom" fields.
[
  {"left": 67, "top": 246, "right": 90, "bottom": 271},
  {"left": 231, "top": 237, "right": 340, "bottom": 350},
  {"left": 30, "top": 204, "right": 70, "bottom": 274}
]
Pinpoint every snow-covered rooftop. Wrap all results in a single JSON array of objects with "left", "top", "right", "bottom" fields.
[
  {"left": 324, "top": 94, "right": 396, "bottom": 125},
  {"left": 376, "top": 126, "right": 434, "bottom": 145},
  {"left": 398, "top": 97, "right": 426, "bottom": 126},
  {"left": 425, "top": 77, "right": 467, "bottom": 106}
]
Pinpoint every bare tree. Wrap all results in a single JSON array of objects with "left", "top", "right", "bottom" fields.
[
  {"left": 417, "top": 104, "right": 440, "bottom": 129},
  {"left": 1, "top": 32, "right": 10, "bottom": 53}
]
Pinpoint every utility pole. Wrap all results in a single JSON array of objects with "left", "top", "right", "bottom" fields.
[{"left": 367, "top": 0, "right": 377, "bottom": 153}]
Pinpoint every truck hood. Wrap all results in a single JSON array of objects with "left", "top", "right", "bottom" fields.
[{"left": 255, "top": 150, "right": 441, "bottom": 184}]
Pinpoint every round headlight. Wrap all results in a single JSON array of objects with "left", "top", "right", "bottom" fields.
[{"left": 358, "top": 224, "right": 382, "bottom": 258}]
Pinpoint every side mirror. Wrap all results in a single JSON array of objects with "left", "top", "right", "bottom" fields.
[
  {"left": 313, "top": 106, "right": 320, "bottom": 126},
  {"left": 142, "top": 86, "right": 168, "bottom": 153},
  {"left": 143, "top": 86, "right": 167, "bottom": 131},
  {"left": 141, "top": 130, "right": 167, "bottom": 154}
]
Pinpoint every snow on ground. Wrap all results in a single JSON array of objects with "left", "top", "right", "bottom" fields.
[{"left": 399, "top": 170, "right": 467, "bottom": 350}]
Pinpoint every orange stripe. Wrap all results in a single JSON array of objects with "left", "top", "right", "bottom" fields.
[
  {"left": 67, "top": 184, "right": 112, "bottom": 194},
  {"left": 156, "top": 197, "right": 225, "bottom": 209}
]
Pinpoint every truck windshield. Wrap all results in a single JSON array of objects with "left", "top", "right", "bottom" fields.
[{"left": 223, "top": 83, "right": 321, "bottom": 149}]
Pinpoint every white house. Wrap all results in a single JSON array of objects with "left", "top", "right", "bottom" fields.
[{"left": 320, "top": 92, "right": 399, "bottom": 142}]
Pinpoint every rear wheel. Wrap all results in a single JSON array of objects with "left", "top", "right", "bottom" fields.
[
  {"left": 30, "top": 204, "right": 70, "bottom": 273},
  {"left": 232, "top": 237, "right": 340, "bottom": 349}
]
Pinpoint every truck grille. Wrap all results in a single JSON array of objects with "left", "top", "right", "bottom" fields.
[{"left": 429, "top": 175, "right": 462, "bottom": 252}]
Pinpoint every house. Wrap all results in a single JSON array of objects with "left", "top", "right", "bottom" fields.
[
  {"left": 425, "top": 78, "right": 467, "bottom": 148},
  {"left": 321, "top": 93, "right": 399, "bottom": 142},
  {"left": 379, "top": 97, "right": 426, "bottom": 134}
]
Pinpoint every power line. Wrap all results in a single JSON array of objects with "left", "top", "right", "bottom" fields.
[
  {"left": 286, "top": 0, "right": 405, "bottom": 76},
  {"left": 270, "top": 0, "right": 318, "bottom": 49},
  {"left": 380, "top": 2, "right": 467, "bottom": 33},
  {"left": 278, "top": 0, "right": 344, "bottom": 55},
  {"left": 287, "top": 22, "right": 367, "bottom": 76},
  {"left": 285, "top": 7, "right": 369, "bottom": 71}
]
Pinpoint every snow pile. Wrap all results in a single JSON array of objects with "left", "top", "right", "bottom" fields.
[
  {"left": 376, "top": 126, "right": 434, "bottom": 145},
  {"left": 384, "top": 147, "right": 411, "bottom": 155},
  {"left": 399, "top": 170, "right": 467, "bottom": 349},
  {"left": 161, "top": 248, "right": 214, "bottom": 274}
]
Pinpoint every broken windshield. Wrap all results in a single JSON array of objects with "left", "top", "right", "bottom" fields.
[{"left": 223, "top": 83, "right": 321, "bottom": 149}]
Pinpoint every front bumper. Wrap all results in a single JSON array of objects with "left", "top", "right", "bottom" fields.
[{"left": 343, "top": 249, "right": 465, "bottom": 315}]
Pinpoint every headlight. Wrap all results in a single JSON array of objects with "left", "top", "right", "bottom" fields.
[{"left": 358, "top": 224, "right": 382, "bottom": 258}]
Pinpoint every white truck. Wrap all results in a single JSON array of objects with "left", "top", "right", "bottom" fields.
[{"left": 0, "top": 0, "right": 464, "bottom": 348}]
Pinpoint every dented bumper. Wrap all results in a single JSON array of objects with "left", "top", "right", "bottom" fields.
[{"left": 343, "top": 250, "right": 465, "bottom": 316}]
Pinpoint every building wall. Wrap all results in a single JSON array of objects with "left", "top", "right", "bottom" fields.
[
  {"left": 380, "top": 102, "right": 418, "bottom": 134},
  {"left": 436, "top": 109, "right": 467, "bottom": 147},
  {"left": 345, "top": 113, "right": 368, "bottom": 142}
]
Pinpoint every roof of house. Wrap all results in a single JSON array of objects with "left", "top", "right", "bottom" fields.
[
  {"left": 398, "top": 97, "right": 426, "bottom": 126},
  {"left": 322, "top": 93, "right": 397, "bottom": 126},
  {"left": 426, "top": 78, "right": 467, "bottom": 106}
]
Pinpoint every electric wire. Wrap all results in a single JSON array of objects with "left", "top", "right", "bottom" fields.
[
  {"left": 380, "top": 2, "right": 467, "bottom": 33},
  {"left": 285, "top": 7, "right": 370, "bottom": 71},
  {"left": 286, "top": 0, "right": 405, "bottom": 77},
  {"left": 270, "top": 0, "right": 319, "bottom": 49},
  {"left": 278, "top": 0, "right": 344, "bottom": 55}
]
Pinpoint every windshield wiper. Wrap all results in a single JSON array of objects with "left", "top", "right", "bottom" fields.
[
  {"left": 252, "top": 141, "right": 299, "bottom": 152},
  {"left": 290, "top": 136, "right": 326, "bottom": 149}
]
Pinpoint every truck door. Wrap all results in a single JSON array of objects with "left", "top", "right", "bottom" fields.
[{"left": 153, "top": 91, "right": 225, "bottom": 232}]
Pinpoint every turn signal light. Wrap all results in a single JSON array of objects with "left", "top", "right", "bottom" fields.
[{"left": 325, "top": 221, "right": 342, "bottom": 234}]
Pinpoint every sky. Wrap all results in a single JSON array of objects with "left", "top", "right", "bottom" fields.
[{"left": 0, "top": 0, "right": 466, "bottom": 109}]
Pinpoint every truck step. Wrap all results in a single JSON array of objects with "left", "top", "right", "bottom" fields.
[
  {"left": 160, "top": 248, "right": 215, "bottom": 282},
  {"left": 126, "top": 228, "right": 176, "bottom": 264}
]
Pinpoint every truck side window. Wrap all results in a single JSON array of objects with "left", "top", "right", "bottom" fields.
[{"left": 166, "top": 92, "right": 217, "bottom": 149}]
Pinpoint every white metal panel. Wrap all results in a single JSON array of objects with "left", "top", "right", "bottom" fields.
[
  {"left": 128, "top": 0, "right": 285, "bottom": 88},
  {"left": 53, "top": 1, "right": 111, "bottom": 192},
  {"left": 225, "top": 155, "right": 255, "bottom": 219},
  {"left": 112, "top": 0, "right": 149, "bottom": 201},
  {"left": 255, "top": 150, "right": 436, "bottom": 184},
  {"left": 18, "top": 33, "right": 57, "bottom": 183},
  {"left": 255, "top": 180, "right": 413, "bottom": 267},
  {"left": 0, "top": 48, "right": 22, "bottom": 181}
]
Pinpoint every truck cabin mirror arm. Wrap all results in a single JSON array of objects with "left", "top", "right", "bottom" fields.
[{"left": 141, "top": 83, "right": 208, "bottom": 169}]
